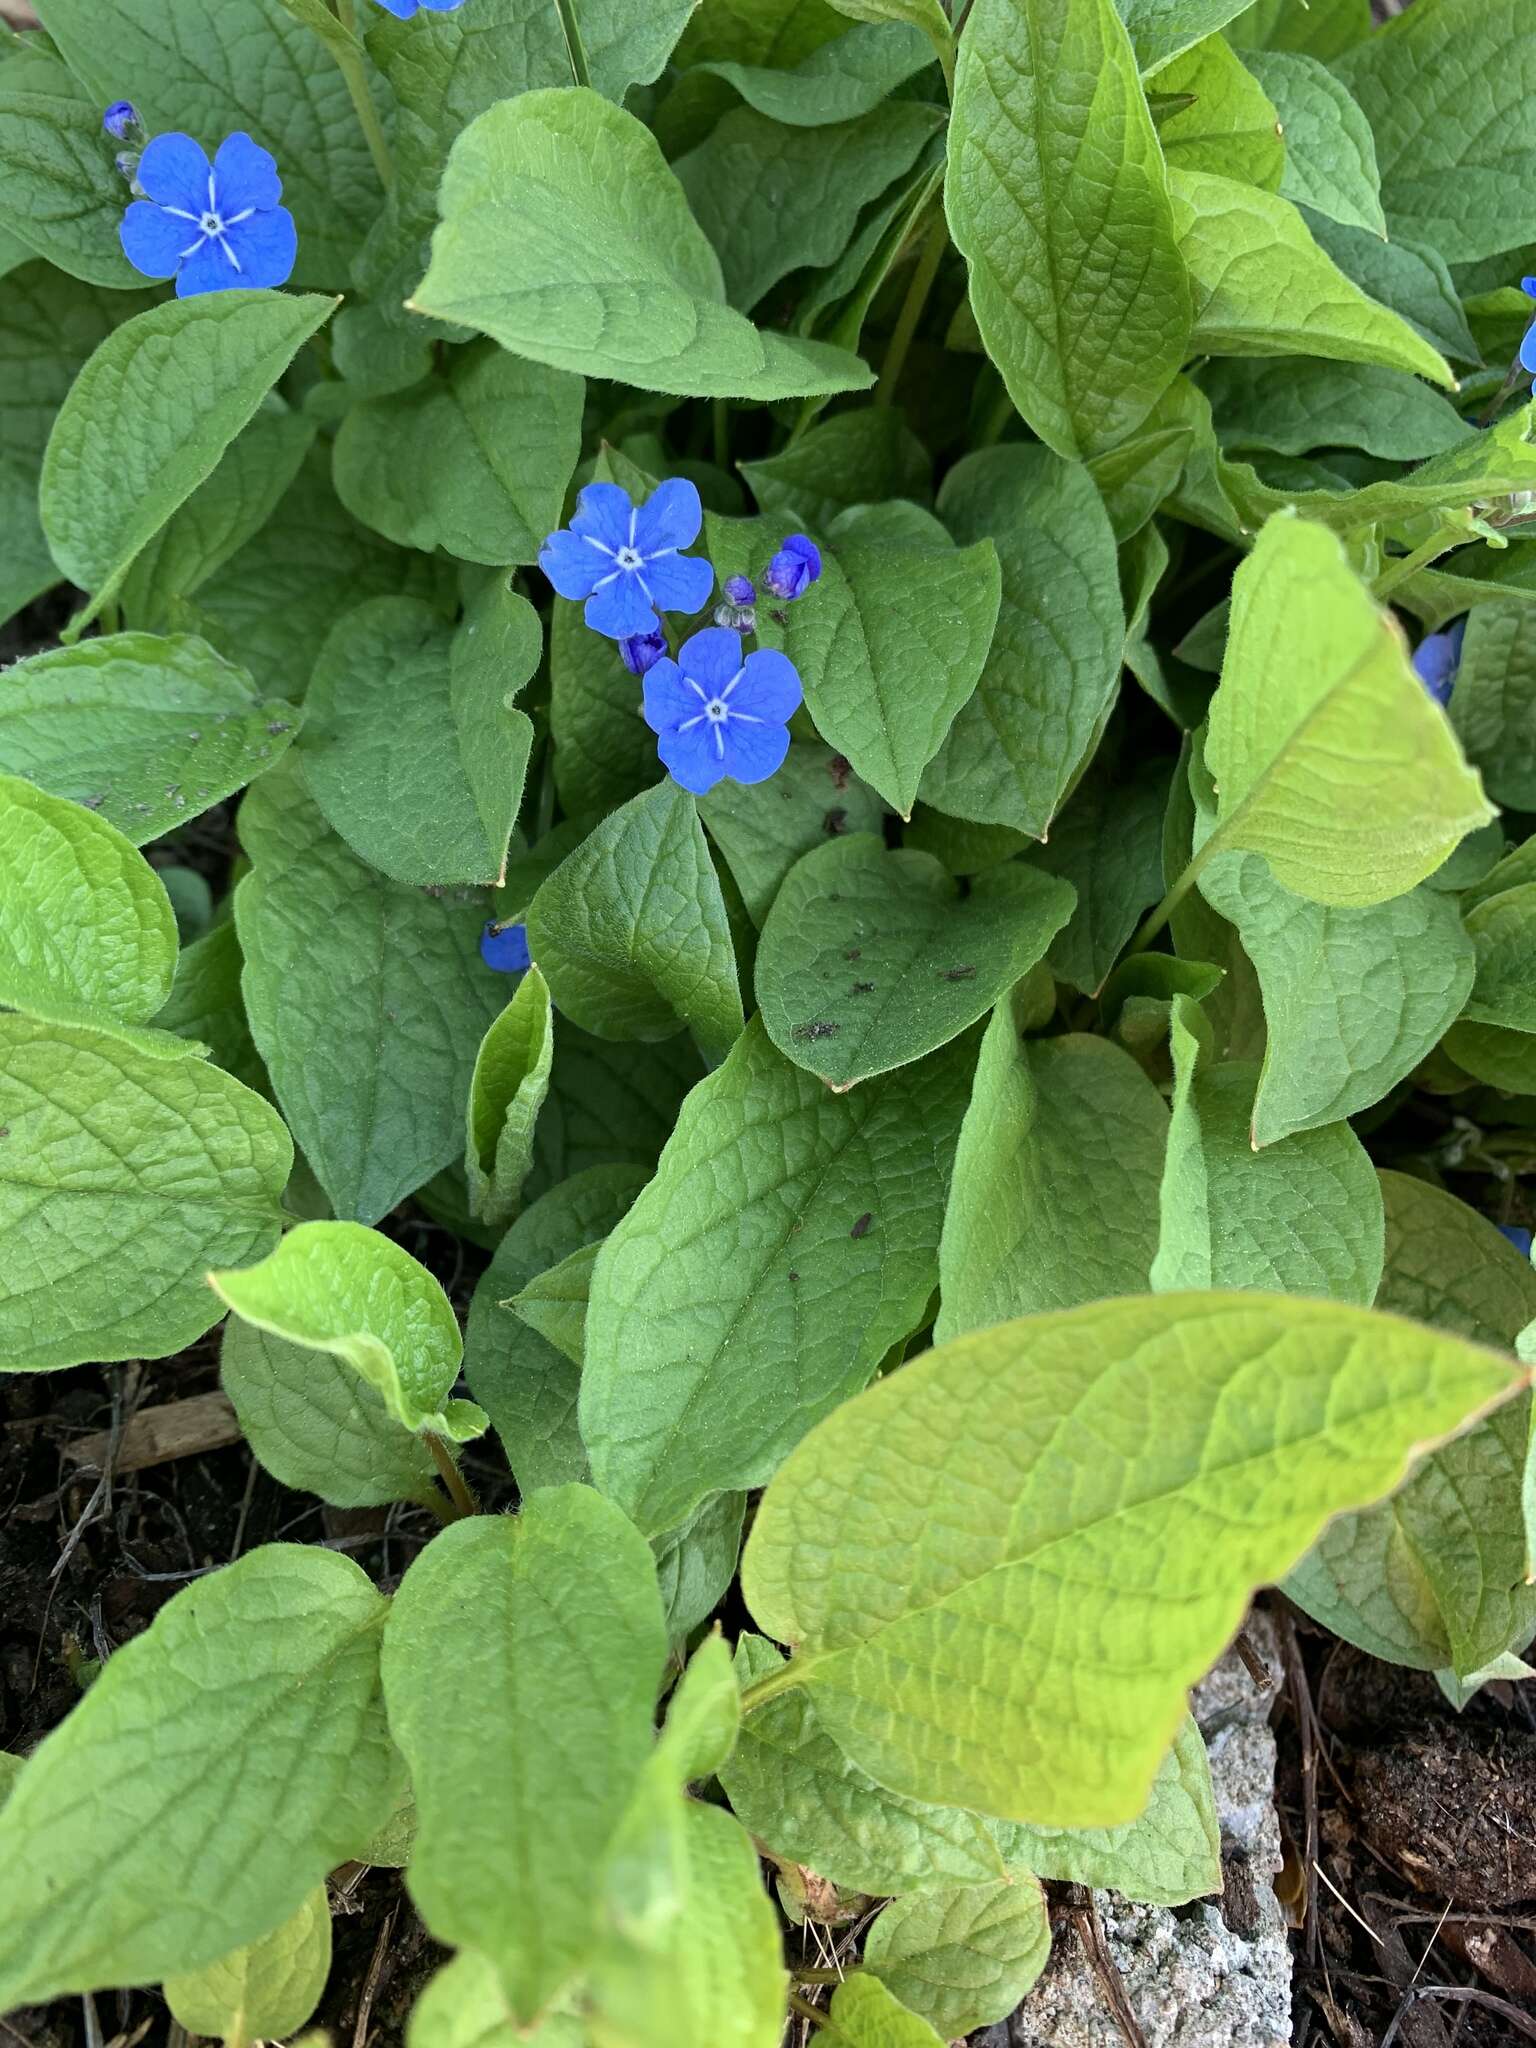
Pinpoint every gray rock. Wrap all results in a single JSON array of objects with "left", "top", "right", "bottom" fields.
[{"left": 1005, "top": 1615, "right": 1292, "bottom": 2048}]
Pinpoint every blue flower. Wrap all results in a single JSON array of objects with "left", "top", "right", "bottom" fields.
[
  {"left": 1411, "top": 617, "right": 1465, "bottom": 707},
  {"left": 619, "top": 628, "right": 668, "bottom": 677},
  {"left": 724, "top": 575, "right": 756, "bottom": 606},
  {"left": 370, "top": 0, "right": 468, "bottom": 12},
  {"left": 642, "top": 626, "right": 801, "bottom": 795},
  {"left": 120, "top": 131, "right": 296, "bottom": 298},
  {"left": 541, "top": 478, "right": 715, "bottom": 642},
  {"left": 764, "top": 534, "right": 821, "bottom": 602},
  {"left": 103, "top": 100, "right": 141, "bottom": 142},
  {"left": 1498, "top": 1224, "right": 1533, "bottom": 1258},
  {"left": 480, "top": 920, "right": 531, "bottom": 973}
]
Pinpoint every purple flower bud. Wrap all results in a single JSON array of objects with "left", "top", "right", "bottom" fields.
[
  {"left": 764, "top": 534, "right": 822, "bottom": 602},
  {"left": 619, "top": 628, "right": 668, "bottom": 677},
  {"left": 1411, "top": 618, "right": 1465, "bottom": 707},
  {"left": 480, "top": 920, "right": 531, "bottom": 974},
  {"left": 103, "top": 101, "right": 141, "bottom": 142},
  {"left": 1499, "top": 1223, "right": 1533, "bottom": 1258},
  {"left": 724, "top": 575, "right": 756, "bottom": 606},
  {"left": 1522, "top": 276, "right": 1536, "bottom": 301}
]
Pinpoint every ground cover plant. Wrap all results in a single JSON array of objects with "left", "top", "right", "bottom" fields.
[{"left": 2, "top": 0, "right": 1536, "bottom": 2041}]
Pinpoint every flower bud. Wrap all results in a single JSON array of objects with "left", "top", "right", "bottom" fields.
[
  {"left": 480, "top": 920, "right": 531, "bottom": 974},
  {"left": 103, "top": 100, "right": 143, "bottom": 143},
  {"left": 619, "top": 628, "right": 667, "bottom": 677},
  {"left": 763, "top": 535, "right": 821, "bottom": 602},
  {"left": 714, "top": 575, "right": 757, "bottom": 633}
]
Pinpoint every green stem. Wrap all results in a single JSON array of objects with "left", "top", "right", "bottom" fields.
[
  {"left": 330, "top": 0, "right": 395, "bottom": 190},
  {"left": 1372, "top": 523, "right": 1463, "bottom": 601},
  {"left": 554, "top": 0, "right": 592, "bottom": 88},
  {"left": 874, "top": 206, "right": 948, "bottom": 409},
  {"left": 1122, "top": 827, "right": 1226, "bottom": 959},
  {"left": 788, "top": 1994, "right": 830, "bottom": 2031},
  {"left": 427, "top": 1435, "right": 478, "bottom": 1519},
  {"left": 738, "top": 1657, "right": 812, "bottom": 1718},
  {"left": 792, "top": 1968, "right": 849, "bottom": 1987}
]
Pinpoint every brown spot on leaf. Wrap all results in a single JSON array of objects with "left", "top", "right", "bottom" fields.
[
  {"left": 850, "top": 1212, "right": 872, "bottom": 1240},
  {"left": 851, "top": 981, "right": 875, "bottom": 995},
  {"left": 941, "top": 964, "right": 977, "bottom": 982},
  {"left": 791, "top": 1020, "right": 840, "bottom": 1042},
  {"left": 828, "top": 754, "right": 852, "bottom": 790}
]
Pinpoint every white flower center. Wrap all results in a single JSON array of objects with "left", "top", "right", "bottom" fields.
[
  {"left": 200, "top": 209, "right": 224, "bottom": 236},
  {"left": 615, "top": 545, "right": 644, "bottom": 572},
  {"left": 705, "top": 700, "right": 728, "bottom": 722}
]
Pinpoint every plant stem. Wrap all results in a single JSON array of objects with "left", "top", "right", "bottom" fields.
[
  {"left": 427, "top": 1435, "right": 478, "bottom": 1519},
  {"left": 791, "top": 1967, "right": 848, "bottom": 1987},
  {"left": 1122, "top": 828, "right": 1225, "bottom": 959},
  {"left": 1372, "top": 523, "right": 1463, "bottom": 601},
  {"left": 330, "top": 0, "right": 395, "bottom": 190},
  {"left": 554, "top": 0, "right": 591, "bottom": 88},
  {"left": 874, "top": 205, "right": 948, "bottom": 409},
  {"left": 788, "top": 1994, "right": 830, "bottom": 2031},
  {"left": 738, "top": 1657, "right": 811, "bottom": 1718}
]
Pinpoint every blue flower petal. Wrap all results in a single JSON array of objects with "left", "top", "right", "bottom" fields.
[
  {"left": 369, "top": 0, "right": 420, "bottom": 14},
  {"left": 481, "top": 920, "right": 531, "bottom": 973},
  {"left": 1523, "top": 277, "right": 1536, "bottom": 300},
  {"left": 729, "top": 647, "right": 802, "bottom": 724},
  {"left": 540, "top": 526, "right": 610, "bottom": 601},
  {"left": 720, "top": 715, "right": 792, "bottom": 787},
  {"left": 642, "top": 657, "right": 704, "bottom": 733},
  {"left": 585, "top": 574, "right": 662, "bottom": 641},
  {"left": 419, "top": 0, "right": 471, "bottom": 9},
  {"left": 640, "top": 549, "right": 715, "bottom": 617},
  {"left": 570, "top": 481, "right": 634, "bottom": 553},
  {"left": 1521, "top": 325, "right": 1536, "bottom": 375},
  {"left": 215, "top": 131, "right": 282, "bottom": 215},
  {"left": 226, "top": 206, "right": 297, "bottom": 289},
  {"left": 175, "top": 234, "right": 243, "bottom": 297},
  {"left": 634, "top": 476, "right": 703, "bottom": 554},
  {"left": 136, "top": 132, "right": 213, "bottom": 216},
  {"left": 657, "top": 719, "right": 729, "bottom": 795},
  {"left": 675, "top": 626, "right": 745, "bottom": 692},
  {"left": 119, "top": 199, "right": 190, "bottom": 280}
]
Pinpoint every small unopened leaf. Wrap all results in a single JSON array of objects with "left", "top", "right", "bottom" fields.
[
  {"left": 210, "top": 1221, "right": 485, "bottom": 1442},
  {"left": 467, "top": 967, "right": 556, "bottom": 1229}
]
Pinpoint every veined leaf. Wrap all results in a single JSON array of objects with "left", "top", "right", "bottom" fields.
[
  {"left": 1156, "top": 35, "right": 1283, "bottom": 190},
  {"left": 1457, "top": 884, "right": 1536, "bottom": 1034},
  {"left": 826, "top": 1974, "right": 945, "bottom": 2047},
  {"left": 163, "top": 1887, "right": 331, "bottom": 2045},
  {"left": 863, "top": 1879, "right": 1051, "bottom": 2036},
  {"left": 689, "top": 23, "right": 936, "bottom": 132},
  {"left": 407, "top": 1952, "right": 584, "bottom": 2048},
  {"left": 1115, "top": 0, "right": 1254, "bottom": 72},
  {"left": 741, "top": 1291, "right": 1522, "bottom": 1826},
  {"left": 210, "top": 1221, "right": 486, "bottom": 1443},
  {"left": 467, "top": 968, "right": 556, "bottom": 1231},
  {"left": 946, "top": 0, "right": 1191, "bottom": 459},
  {"left": 581, "top": 1017, "right": 971, "bottom": 1536},
  {"left": 0, "top": 80, "right": 144, "bottom": 288},
  {"left": 0, "top": 1545, "right": 399, "bottom": 2008},
  {"left": 1450, "top": 600, "right": 1536, "bottom": 810},
  {"left": 741, "top": 409, "right": 931, "bottom": 535},
  {"left": 1242, "top": 48, "right": 1384, "bottom": 236},
  {"left": 1200, "top": 516, "right": 1493, "bottom": 906},
  {"left": 1201, "top": 359, "right": 1472, "bottom": 465},
  {"left": 414, "top": 89, "right": 872, "bottom": 400},
  {"left": 700, "top": 742, "right": 887, "bottom": 927}
]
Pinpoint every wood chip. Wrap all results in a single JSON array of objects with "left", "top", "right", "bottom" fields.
[{"left": 62, "top": 1393, "right": 241, "bottom": 1475}]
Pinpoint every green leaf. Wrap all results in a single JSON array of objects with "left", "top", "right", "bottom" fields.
[
  {"left": 1242, "top": 49, "right": 1384, "bottom": 236},
  {"left": 299, "top": 595, "right": 535, "bottom": 888},
  {"left": 210, "top": 1221, "right": 485, "bottom": 1443},
  {"left": 1226, "top": 0, "right": 1370, "bottom": 62},
  {"left": 1155, "top": 35, "right": 1284, "bottom": 189},
  {"left": 153, "top": 921, "right": 265, "bottom": 1090},
  {"left": 741, "top": 1291, "right": 1523, "bottom": 1826},
  {"left": 757, "top": 836, "right": 1072, "bottom": 1089},
  {"left": 528, "top": 1025, "right": 703, "bottom": 1200},
  {"left": 581, "top": 1017, "right": 970, "bottom": 1536},
  {"left": 946, "top": 0, "right": 1191, "bottom": 459},
  {"left": 1287, "top": 1173, "right": 1536, "bottom": 1676},
  {"left": 42, "top": 292, "right": 336, "bottom": 624},
  {"left": 193, "top": 445, "right": 456, "bottom": 698},
  {"left": 0, "top": 772, "right": 179, "bottom": 1038},
  {"left": 722, "top": 1635, "right": 1012, "bottom": 1895},
  {"left": 1443, "top": 1018, "right": 1536, "bottom": 1095},
  {"left": 1303, "top": 214, "right": 1479, "bottom": 370},
  {"left": 453, "top": 577, "right": 542, "bottom": 882},
  {"left": 1151, "top": 1000, "right": 1384, "bottom": 1302},
  {"left": 1461, "top": 883, "right": 1536, "bottom": 1033},
  {"left": 466, "top": 968, "right": 556, "bottom": 1232},
  {"left": 1196, "top": 852, "right": 1475, "bottom": 1147},
  {"left": 655, "top": 1492, "right": 748, "bottom": 1644},
  {"left": 408, "top": 1952, "right": 583, "bottom": 2048},
  {"left": 692, "top": 21, "right": 935, "bottom": 128},
  {"left": 0, "top": 81, "right": 143, "bottom": 287},
  {"left": 1450, "top": 600, "right": 1536, "bottom": 810},
  {"left": 164, "top": 1886, "right": 331, "bottom": 2045},
  {"left": 221, "top": 1317, "right": 441, "bottom": 1510},
  {"left": 741, "top": 408, "right": 931, "bottom": 534},
  {"left": 755, "top": 522, "right": 1002, "bottom": 820},
  {"left": 465, "top": 1165, "right": 650, "bottom": 1493},
  {"left": 236, "top": 759, "right": 506, "bottom": 1223},
  {"left": 1201, "top": 358, "right": 1473, "bottom": 464},
  {"left": 676, "top": 101, "right": 941, "bottom": 310},
  {"left": 37, "top": 0, "right": 380, "bottom": 287},
  {"left": 527, "top": 781, "right": 744, "bottom": 1066},
  {"left": 826, "top": 1974, "right": 944, "bottom": 2048},
  {"left": 550, "top": 600, "right": 660, "bottom": 819},
  {"left": 0, "top": 631, "right": 300, "bottom": 844},
  {"left": 0, "top": 1013, "right": 290, "bottom": 1371},
  {"left": 864, "top": 1879, "right": 1051, "bottom": 2035},
  {"left": 334, "top": 345, "right": 583, "bottom": 565},
  {"left": 936, "top": 1011, "right": 1168, "bottom": 1341},
  {"left": 826, "top": 0, "right": 953, "bottom": 82},
  {"left": 511, "top": 1239, "right": 597, "bottom": 1366},
  {"left": 918, "top": 447, "right": 1126, "bottom": 837},
  {"left": 657, "top": 1631, "right": 742, "bottom": 1783},
  {"left": 995, "top": 1712, "right": 1221, "bottom": 1906},
  {"left": 382, "top": 1495, "right": 669, "bottom": 2022},
  {"left": 1027, "top": 753, "right": 1168, "bottom": 994},
  {"left": 414, "top": 89, "right": 871, "bottom": 400},
  {"left": 700, "top": 742, "right": 886, "bottom": 927},
  {"left": 1113, "top": 0, "right": 1254, "bottom": 72},
  {"left": 1169, "top": 170, "right": 1452, "bottom": 384},
  {"left": 1201, "top": 515, "right": 1494, "bottom": 906},
  {"left": 1336, "top": 0, "right": 1536, "bottom": 267},
  {"left": 0, "top": 1545, "right": 398, "bottom": 2007}
]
